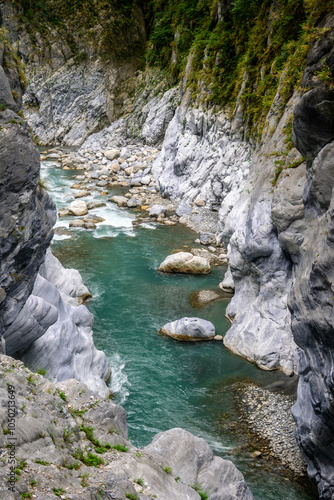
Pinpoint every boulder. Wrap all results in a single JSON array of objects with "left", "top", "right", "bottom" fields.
[
  {"left": 104, "top": 148, "right": 120, "bottom": 161},
  {"left": 144, "top": 428, "right": 254, "bottom": 500},
  {"left": 149, "top": 204, "right": 167, "bottom": 217},
  {"left": 86, "top": 200, "right": 106, "bottom": 209},
  {"left": 109, "top": 162, "right": 121, "bottom": 173},
  {"left": 74, "top": 190, "right": 90, "bottom": 198},
  {"left": 109, "top": 195, "right": 128, "bottom": 207},
  {"left": 68, "top": 200, "right": 88, "bottom": 216},
  {"left": 200, "top": 232, "right": 215, "bottom": 245},
  {"left": 159, "top": 317, "right": 215, "bottom": 341},
  {"left": 158, "top": 252, "right": 211, "bottom": 275},
  {"left": 127, "top": 198, "right": 138, "bottom": 208},
  {"left": 141, "top": 175, "right": 151, "bottom": 185},
  {"left": 69, "top": 219, "right": 85, "bottom": 228}
]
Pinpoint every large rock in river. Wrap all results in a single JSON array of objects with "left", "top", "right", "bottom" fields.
[
  {"left": 159, "top": 317, "right": 215, "bottom": 341},
  {"left": 68, "top": 200, "right": 88, "bottom": 216},
  {"left": 144, "top": 428, "right": 254, "bottom": 500},
  {"left": 158, "top": 252, "right": 211, "bottom": 274}
]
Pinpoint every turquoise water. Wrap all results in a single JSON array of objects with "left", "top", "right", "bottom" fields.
[{"left": 43, "top": 161, "right": 318, "bottom": 500}]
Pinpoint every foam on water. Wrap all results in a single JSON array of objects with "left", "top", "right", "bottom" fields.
[{"left": 109, "top": 352, "right": 131, "bottom": 405}]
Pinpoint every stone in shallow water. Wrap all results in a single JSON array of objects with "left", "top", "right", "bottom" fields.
[
  {"left": 86, "top": 200, "right": 106, "bottom": 210},
  {"left": 68, "top": 200, "right": 88, "bottom": 216},
  {"left": 69, "top": 219, "right": 85, "bottom": 228},
  {"left": 109, "top": 195, "right": 128, "bottom": 207},
  {"left": 159, "top": 317, "right": 215, "bottom": 341},
  {"left": 157, "top": 252, "right": 211, "bottom": 275},
  {"left": 74, "top": 190, "right": 91, "bottom": 198},
  {"left": 149, "top": 204, "right": 167, "bottom": 217}
]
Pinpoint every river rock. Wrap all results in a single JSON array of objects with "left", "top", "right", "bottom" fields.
[
  {"left": 83, "top": 214, "right": 105, "bottom": 223},
  {"left": 69, "top": 219, "right": 85, "bottom": 228},
  {"left": 74, "top": 190, "right": 91, "bottom": 198},
  {"left": 149, "top": 204, "right": 167, "bottom": 217},
  {"left": 109, "top": 195, "right": 128, "bottom": 207},
  {"left": 127, "top": 198, "right": 138, "bottom": 208},
  {"left": 144, "top": 428, "right": 254, "bottom": 500},
  {"left": 159, "top": 317, "right": 215, "bottom": 341},
  {"left": 105, "top": 148, "right": 120, "bottom": 161},
  {"left": 141, "top": 175, "right": 151, "bottom": 185},
  {"left": 86, "top": 200, "right": 106, "bottom": 209},
  {"left": 68, "top": 200, "right": 88, "bottom": 216},
  {"left": 158, "top": 252, "right": 211, "bottom": 274},
  {"left": 200, "top": 232, "right": 215, "bottom": 245}
]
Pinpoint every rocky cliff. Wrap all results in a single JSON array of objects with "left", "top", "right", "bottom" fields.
[
  {"left": 0, "top": 354, "right": 253, "bottom": 500},
  {"left": 0, "top": 33, "right": 110, "bottom": 396}
]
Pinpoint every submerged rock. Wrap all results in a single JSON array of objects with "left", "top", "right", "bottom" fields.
[
  {"left": 159, "top": 317, "right": 215, "bottom": 341},
  {"left": 189, "top": 289, "right": 228, "bottom": 308},
  {"left": 158, "top": 252, "right": 211, "bottom": 274}
]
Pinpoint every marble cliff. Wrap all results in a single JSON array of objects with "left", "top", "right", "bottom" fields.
[{"left": 0, "top": 1, "right": 334, "bottom": 498}]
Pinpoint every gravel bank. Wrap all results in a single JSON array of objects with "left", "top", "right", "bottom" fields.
[{"left": 234, "top": 382, "right": 307, "bottom": 477}]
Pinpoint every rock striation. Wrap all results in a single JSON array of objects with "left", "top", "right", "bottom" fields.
[{"left": 287, "top": 21, "right": 334, "bottom": 496}]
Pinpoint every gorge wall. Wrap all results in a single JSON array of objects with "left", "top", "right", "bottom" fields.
[
  {"left": 0, "top": 27, "right": 110, "bottom": 396},
  {"left": 0, "top": 0, "right": 334, "bottom": 498}
]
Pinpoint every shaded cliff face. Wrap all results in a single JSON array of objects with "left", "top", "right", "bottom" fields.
[
  {"left": 288, "top": 17, "right": 334, "bottom": 497},
  {"left": 0, "top": 63, "right": 55, "bottom": 352},
  {"left": 0, "top": 41, "right": 110, "bottom": 395}
]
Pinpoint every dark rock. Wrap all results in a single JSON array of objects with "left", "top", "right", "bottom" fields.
[
  {"left": 292, "top": 87, "right": 334, "bottom": 160},
  {"left": 0, "top": 65, "right": 16, "bottom": 111}
]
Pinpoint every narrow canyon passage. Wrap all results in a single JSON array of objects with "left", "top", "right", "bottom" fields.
[{"left": 45, "top": 158, "right": 316, "bottom": 500}]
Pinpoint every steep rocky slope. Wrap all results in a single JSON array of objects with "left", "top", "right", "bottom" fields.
[{"left": 0, "top": 354, "right": 253, "bottom": 500}]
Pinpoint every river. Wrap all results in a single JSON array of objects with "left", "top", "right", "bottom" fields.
[{"left": 42, "top": 157, "right": 317, "bottom": 500}]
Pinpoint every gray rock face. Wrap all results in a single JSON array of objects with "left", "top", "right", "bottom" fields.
[
  {"left": 288, "top": 91, "right": 334, "bottom": 497},
  {"left": 0, "top": 65, "right": 17, "bottom": 111},
  {"left": 152, "top": 90, "right": 252, "bottom": 216},
  {"left": 144, "top": 428, "right": 254, "bottom": 500},
  {"left": 16, "top": 272, "right": 111, "bottom": 397},
  {"left": 39, "top": 249, "right": 92, "bottom": 306},
  {"left": 0, "top": 92, "right": 55, "bottom": 350},
  {"left": 159, "top": 317, "right": 215, "bottom": 341},
  {"left": 0, "top": 63, "right": 110, "bottom": 396}
]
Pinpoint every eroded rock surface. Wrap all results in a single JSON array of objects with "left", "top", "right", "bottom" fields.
[
  {"left": 159, "top": 317, "right": 215, "bottom": 341},
  {"left": 158, "top": 252, "right": 211, "bottom": 275},
  {"left": 0, "top": 355, "right": 253, "bottom": 500},
  {"left": 144, "top": 428, "right": 254, "bottom": 500}
]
